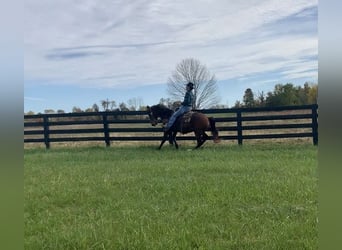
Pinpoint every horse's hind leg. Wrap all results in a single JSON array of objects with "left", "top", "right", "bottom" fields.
[
  {"left": 203, "top": 132, "right": 209, "bottom": 142},
  {"left": 168, "top": 133, "right": 173, "bottom": 145},
  {"left": 172, "top": 131, "right": 179, "bottom": 149}
]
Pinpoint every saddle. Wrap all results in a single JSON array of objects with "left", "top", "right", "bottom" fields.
[{"left": 179, "top": 111, "right": 194, "bottom": 133}]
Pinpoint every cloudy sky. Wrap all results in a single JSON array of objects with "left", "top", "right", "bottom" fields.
[{"left": 24, "top": 0, "right": 317, "bottom": 113}]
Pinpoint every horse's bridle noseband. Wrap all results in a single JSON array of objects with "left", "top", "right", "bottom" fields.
[{"left": 148, "top": 111, "right": 158, "bottom": 126}]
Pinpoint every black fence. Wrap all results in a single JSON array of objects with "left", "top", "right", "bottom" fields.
[{"left": 24, "top": 104, "right": 318, "bottom": 149}]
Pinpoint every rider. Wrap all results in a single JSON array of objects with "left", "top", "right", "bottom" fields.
[{"left": 164, "top": 82, "right": 194, "bottom": 132}]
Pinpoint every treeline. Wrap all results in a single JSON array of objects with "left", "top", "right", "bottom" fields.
[
  {"left": 25, "top": 97, "right": 146, "bottom": 115},
  {"left": 234, "top": 82, "right": 318, "bottom": 108},
  {"left": 24, "top": 82, "right": 318, "bottom": 115}
]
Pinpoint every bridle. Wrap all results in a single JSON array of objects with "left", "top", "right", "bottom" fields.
[
  {"left": 148, "top": 110, "right": 158, "bottom": 126},
  {"left": 147, "top": 105, "right": 170, "bottom": 126}
]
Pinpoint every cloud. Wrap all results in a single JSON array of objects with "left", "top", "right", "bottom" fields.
[
  {"left": 46, "top": 51, "right": 105, "bottom": 60},
  {"left": 25, "top": 0, "right": 318, "bottom": 89}
]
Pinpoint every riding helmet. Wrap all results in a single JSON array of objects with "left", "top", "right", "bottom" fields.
[{"left": 187, "top": 82, "right": 194, "bottom": 89}]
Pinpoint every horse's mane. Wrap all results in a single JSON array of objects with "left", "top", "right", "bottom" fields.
[
  {"left": 154, "top": 104, "right": 171, "bottom": 111},
  {"left": 151, "top": 104, "right": 173, "bottom": 118}
]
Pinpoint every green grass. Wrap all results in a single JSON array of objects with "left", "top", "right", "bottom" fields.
[{"left": 24, "top": 144, "right": 318, "bottom": 249}]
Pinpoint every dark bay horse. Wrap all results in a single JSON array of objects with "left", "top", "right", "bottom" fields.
[{"left": 147, "top": 104, "right": 220, "bottom": 149}]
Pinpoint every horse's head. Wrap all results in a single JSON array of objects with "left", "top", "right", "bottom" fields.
[
  {"left": 146, "top": 105, "right": 158, "bottom": 126},
  {"left": 147, "top": 104, "right": 173, "bottom": 126}
]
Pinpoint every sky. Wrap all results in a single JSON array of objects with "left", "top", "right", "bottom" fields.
[{"left": 24, "top": 0, "right": 318, "bottom": 113}]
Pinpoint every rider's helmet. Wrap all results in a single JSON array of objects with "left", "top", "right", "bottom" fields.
[{"left": 186, "top": 82, "right": 194, "bottom": 90}]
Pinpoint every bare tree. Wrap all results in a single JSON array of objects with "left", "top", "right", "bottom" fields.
[
  {"left": 128, "top": 97, "right": 143, "bottom": 111},
  {"left": 101, "top": 99, "right": 110, "bottom": 111},
  {"left": 92, "top": 103, "right": 99, "bottom": 112},
  {"left": 110, "top": 101, "right": 116, "bottom": 110},
  {"left": 167, "top": 58, "right": 220, "bottom": 109}
]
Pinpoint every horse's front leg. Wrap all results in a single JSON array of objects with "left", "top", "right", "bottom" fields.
[{"left": 158, "top": 131, "right": 169, "bottom": 149}]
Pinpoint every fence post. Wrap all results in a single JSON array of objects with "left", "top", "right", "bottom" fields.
[
  {"left": 102, "top": 114, "right": 110, "bottom": 147},
  {"left": 237, "top": 110, "right": 243, "bottom": 145},
  {"left": 312, "top": 104, "right": 318, "bottom": 145},
  {"left": 43, "top": 115, "right": 50, "bottom": 149}
]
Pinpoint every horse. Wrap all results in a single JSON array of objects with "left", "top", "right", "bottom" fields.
[{"left": 146, "top": 104, "right": 220, "bottom": 149}]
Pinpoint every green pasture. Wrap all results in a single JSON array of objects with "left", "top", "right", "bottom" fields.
[{"left": 24, "top": 144, "right": 317, "bottom": 249}]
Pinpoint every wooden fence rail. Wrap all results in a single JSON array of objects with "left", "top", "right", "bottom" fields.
[{"left": 24, "top": 104, "right": 318, "bottom": 149}]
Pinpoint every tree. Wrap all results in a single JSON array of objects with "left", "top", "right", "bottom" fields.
[
  {"left": 119, "top": 102, "right": 129, "bottom": 111},
  {"left": 264, "top": 82, "right": 318, "bottom": 107},
  {"left": 307, "top": 84, "right": 318, "bottom": 104},
  {"left": 44, "top": 109, "right": 55, "bottom": 114},
  {"left": 101, "top": 99, "right": 110, "bottom": 111},
  {"left": 85, "top": 108, "right": 93, "bottom": 112},
  {"left": 265, "top": 83, "right": 298, "bottom": 106},
  {"left": 92, "top": 103, "right": 99, "bottom": 112},
  {"left": 255, "top": 91, "right": 266, "bottom": 107},
  {"left": 233, "top": 100, "right": 243, "bottom": 108},
  {"left": 100, "top": 99, "right": 117, "bottom": 111},
  {"left": 128, "top": 97, "right": 143, "bottom": 111},
  {"left": 110, "top": 100, "right": 116, "bottom": 110},
  {"left": 243, "top": 88, "right": 255, "bottom": 107},
  {"left": 72, "top": 106, "right": 82, "bottom": 113},
  {"left": 159, "top": 98, "right": 173, "bottom": 108},
  {"left": 167, "top": 58, "right": 220, "bottom": 109}
]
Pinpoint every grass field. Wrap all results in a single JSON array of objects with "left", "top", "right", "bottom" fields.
[{"left": 24, "top": 143, "right": 317, "bottom": 249}]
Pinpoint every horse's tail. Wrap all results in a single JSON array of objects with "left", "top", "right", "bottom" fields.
[{"left": 208, "top": 117, "right": 221, "bottom": 143}]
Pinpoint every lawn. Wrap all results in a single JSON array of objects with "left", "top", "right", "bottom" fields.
[{"left": 24, "top": 144, "right": 318, "bottom": 249}]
